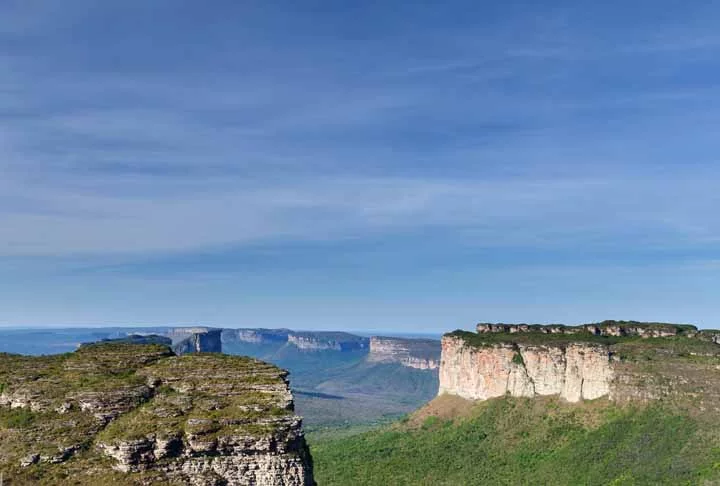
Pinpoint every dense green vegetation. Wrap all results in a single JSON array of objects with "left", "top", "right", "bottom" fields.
[{"left": 311, "top": 396, "right": 720, "bottom": 485}]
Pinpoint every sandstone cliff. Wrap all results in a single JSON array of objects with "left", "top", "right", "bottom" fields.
[
  {"left": 168, "top": 327, "right": 223, "bottom": 355},
  {"left": 223, "top": 329, "right": 292, "bottom": 345},
  {"left": 367, "top": 337, "right": 440, "bottom": 370},
  {"left": 440, "top": 323, "right": 720, "bottom": 409},
  {"left": 439, "top": 336, "right": 611, "bottom": 402},
  {"left": 221, "top": 329, "right": 368, "bottom": 352},
  {"left": 0, "top": 342, "right": 314, "bottom": 485},
  {"left": 286, "top": 332, "right": 368, "bottom": 352}
]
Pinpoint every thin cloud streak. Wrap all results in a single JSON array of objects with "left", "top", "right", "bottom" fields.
[{"left": 0, "top": 173, "right": 718, "bottom": 257}]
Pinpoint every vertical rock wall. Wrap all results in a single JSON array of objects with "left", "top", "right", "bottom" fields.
[
  {"left": 367, "top": 337, "right": 440, "bottom": 370},
  {"left": 438, "top": 336, "right": 612, "bottom": 402}
]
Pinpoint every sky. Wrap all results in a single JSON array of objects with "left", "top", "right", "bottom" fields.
[{"left": 1, "top": 0, "right": 719, "bottom": 331}]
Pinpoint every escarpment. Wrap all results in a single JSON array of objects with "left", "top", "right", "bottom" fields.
[
  {"left": 167, "top": 327, "right": 223, "bottom": 355},
  {"left": 286, "top": 332, "right": 368, "bottom": 352},
  {"left": 0, "top": 343, "right": 315, "bottom": 485},
  {"left": 367, "top": 337, "right": 441, "bottom": 370},
  {"left": 439, "top": 337, "right": 611, "bottom": 401},
  {"left": 222, "top": 329, "right": 292, "bottom": 345},
  {"left": 222, "top": 329, "right": 368, "bottom": 352},
  {"left": 440, "top": 322, "right": 720, "bottom": 409}
]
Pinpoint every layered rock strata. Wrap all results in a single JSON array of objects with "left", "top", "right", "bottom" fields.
[
  {"left": 168, "top": 327, "right": 223, "bottom": 354},
  {"left": 286, "top": 332, "right": 368, "bottom": 352},
  {"left": 0, "top": 343, "right": 314, "bottom": 485},
  {"left": 222, "top": 329, "right": 369, "bottom": 352},
  {"left": 367, "top": 337, "right": 440, "bottom": 370},
  {"left": 439, "top": 337, "right": 611, "bottom": 402},
  {"left": 223, "top": 329, "right": 292, "bottom": 344},
  {"left": 440, "top": 324, "right": 720, "bottom": 409}
]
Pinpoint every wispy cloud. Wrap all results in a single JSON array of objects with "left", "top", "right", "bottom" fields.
[
  {"left": 1, "top": 169, "right": 718, "bottom": 257},
  {"left": 1, "top": 1, "right": 720, "bottom": 326}
]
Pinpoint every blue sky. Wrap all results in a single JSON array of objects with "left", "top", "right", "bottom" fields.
[{"left": 1, "top": 0, "right": 719, "bottom": 331}]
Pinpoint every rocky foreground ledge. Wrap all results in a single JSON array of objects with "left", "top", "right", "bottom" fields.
[
  {"left": 0, "top": 343, "right": 314, "bottom": 485},
  {"left": 440, "top": 321, "right": 720, "bottom": 409}
]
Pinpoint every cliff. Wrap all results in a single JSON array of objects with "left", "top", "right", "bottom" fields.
[
  {"left": 0, "top": 342, "right": 314, "bottom": 485},
  {"left": 286, "top": 332, "right": 368, "bottom": 352},
  {"left": 439, "top": 323, "right": 720, "bottom": 409},
  {"left": 367, "top": 337, "right": 440, "bottom": 370},
  {"left": 221, "top": 329, "right": 368, "bottom": 352},
  {"left": 222, "top": 329, "right": 292, "bottom": 345},
  {"left": 167, "top": 327, "right": 223, "bottom": 355}
]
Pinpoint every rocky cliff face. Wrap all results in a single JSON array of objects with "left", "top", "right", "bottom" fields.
[
  {"left": 0, "top": 342, "right": 314, "bottom": 485},
  {"left": 439, "top": 336, "right": 611, "bottom": 402},
  {"left": 221, "top": 329, "right": 368, "bottom": 352},
  {"left": 223, "top": 329, "right": 291, "bottom": 344},
  {"left": 440, "top": 324, "right": 720, "bottom": 409},
  {"left": 367, "top": 337, "right": 440, "bottom": 370},
  {"left": 168, "top": 327, "right": 223, "bottom": 355},
  {"left": 287, "top": 332, "right": 368, "bottom": 352}
]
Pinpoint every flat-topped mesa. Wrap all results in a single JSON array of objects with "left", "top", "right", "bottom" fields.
[
  {"left": 367, "top": 337, "right": 441, "bottom": 370},
  {"left": 0, "top": 343, "right": 315, "bottom": 485},
  {"left": 168, "top": 327, "right": 223, "bottom": 354},
  {"left": 223, "top": 328, "right": 292, "bottom": 344},
  {"left": 440, "top": 322, "right": 720, "bottom": 410},
  {"left": 287, "top": 332, "right": 369, "bottom": 352},
  {"left": 439, "top": 335, "right": 611, "bottom": 403}
]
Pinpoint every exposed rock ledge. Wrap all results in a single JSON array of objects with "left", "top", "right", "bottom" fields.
[
  {"left": 0, "top": 342, "right": 314, "bottom": 485},
  {"left": 476, "top": 320, "right": 699, "bottom": 338},
  {"left": 439, "top": 336, "right": 611, "bottom": 402},
  {"left": 440, "top": 326, "right": 720, "bottom": 409},
  {"left": 367, "top": 337, "right": 441, "bottom": 370},
  {"left": 167, "top": 327, "right": 223, "bottom": 355}
]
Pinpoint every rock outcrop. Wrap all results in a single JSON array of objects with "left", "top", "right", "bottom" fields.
[
  {"left": 221, "top": 329, "right": 368, "bottom": 352},
  {"left": 476, "top": 320, "right": 697, "bottom": 338},
  {"left": 223, "top": 329, "right": 292, "bottom": 345},
  {"left": 287, "top": 332, "right": 368, "bottom": 352},
  {"left": 0, "top": 342, "right": 315, "bottom": 485},
  {"left": 440, "top": 323, "right": 720, "bottom": 409},
  {"left": 439, "top": 336, "right": 611, "bottom": 402},
  {"left": 168, "top": 327, "right": 223, "bottom": 355},
  {"left": 367, "top": 337, "right": 440, "bottom": 370}
]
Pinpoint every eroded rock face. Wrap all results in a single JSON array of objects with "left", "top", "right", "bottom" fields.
[
  {"left": 0, "top": 343, "right": 315, "bottom": 485},
  {"left": 438, "top": 336, "right": 612, "bottom": 402},
  {"left": 223, "top": 329, "right": 291, "bottom": 345},
  {"left": 367, "top": 337, "right": 440, "bottom": 370},
  {"left": 170, "top": 328, "right": 223, "bottom": 355},
  {"left": 287, "top": 332, "right": 368, "bottom": 352},
  {"left": 439, "top": 326, "right": 720, "bottom": 410}
]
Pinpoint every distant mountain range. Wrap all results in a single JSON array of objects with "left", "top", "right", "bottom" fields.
[{"left": 0, "top": 326, "right": 441, "bottom": 430}]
